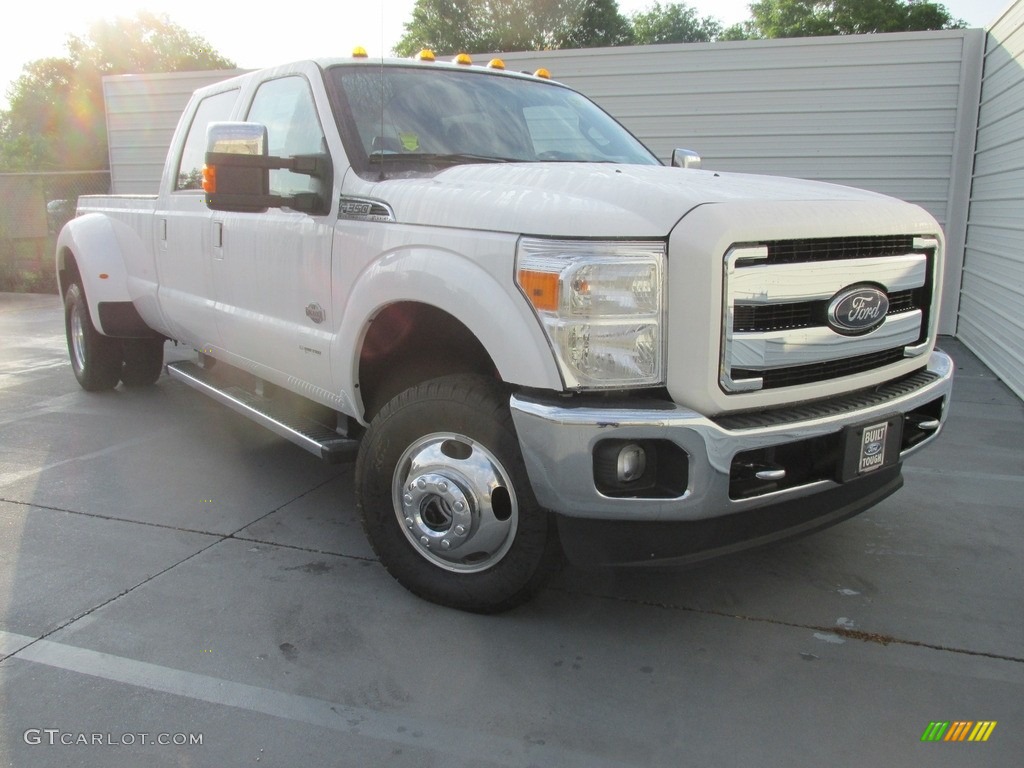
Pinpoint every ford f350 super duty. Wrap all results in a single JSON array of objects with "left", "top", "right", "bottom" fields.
[{"left": 57, "top": 53, "right": 953, "bottom": 612}]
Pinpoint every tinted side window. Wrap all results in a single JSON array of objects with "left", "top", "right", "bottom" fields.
[
  {"left": 175, "top": 89, "right": 239, "bottom": 191},
  {"left": 246, "top": 77, "right": 326, "bottom": 196}
]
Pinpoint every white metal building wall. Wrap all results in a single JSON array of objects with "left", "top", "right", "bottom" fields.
[
  {"left": 500, "top": 31, "right": 985, "bottom": 334},
  {"left": 103, "top": 70, "right": 246, "bottom": 194},
  {"left": 961, "top": 0, "right": 1024, "bottom": 400},
  {"left": 103, "top": 33, "right": 989, "bottom": 335}
]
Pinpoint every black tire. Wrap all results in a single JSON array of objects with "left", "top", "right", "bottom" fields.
[
  {"left": 64, "top": 282, "right": 122, "bottom": 392},
  {"left": 356, "top": 374, "right": 561, "bottom": 613},
  {"left": 120, "top": 338, "right": 164, "bottom": 387}
]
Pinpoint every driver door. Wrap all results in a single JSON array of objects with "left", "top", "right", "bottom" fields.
[{"left": 212, "top": 68, "right": 335, "bottom": 395}]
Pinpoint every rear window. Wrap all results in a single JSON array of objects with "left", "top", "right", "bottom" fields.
[{"left": 175, "top": 89, "right": 239, "bottom": 191}]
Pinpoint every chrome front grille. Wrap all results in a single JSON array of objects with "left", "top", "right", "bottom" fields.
[{"left": 721, "top": 235, "right": 938, "bottom": 393}]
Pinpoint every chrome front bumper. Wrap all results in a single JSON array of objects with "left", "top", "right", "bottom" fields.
[{"left": 510, "top": 349, "right": 953, "bottom": 523}]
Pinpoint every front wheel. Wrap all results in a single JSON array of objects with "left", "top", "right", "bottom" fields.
[{"left": 356, "top": 374, "right": 561, "bottom": 613}]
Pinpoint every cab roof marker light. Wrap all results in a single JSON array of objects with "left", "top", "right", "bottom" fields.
[
  {"left": 488, "top": 58, "right": 506, "bottom": 70},
  {"left": 534, "top": 68, "right": 551, "bottom": 79},
  {"left": 454, "top": 53, "right": 473, "bottom": 65},
  {"left": 352, "top": 46, "right": 369, "bottom": 58},
  {"left": 416, "top": 49, "right": 435, "bottom": 62}
]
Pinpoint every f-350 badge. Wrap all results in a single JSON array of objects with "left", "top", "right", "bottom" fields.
[{"left": 305, "top": 302, "right": 325, "bottom": 324}]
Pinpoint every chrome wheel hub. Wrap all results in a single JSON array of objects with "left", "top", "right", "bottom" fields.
[{"left": 393, "top": 433, "right": 517, "bottom": 572}]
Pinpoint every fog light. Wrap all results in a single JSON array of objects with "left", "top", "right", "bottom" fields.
[
  {"left": 617, "top": 443, "right": 646, "bottom": 482},
  {"left": 593, "top": 439, "right": 687, "bottom": 498}
]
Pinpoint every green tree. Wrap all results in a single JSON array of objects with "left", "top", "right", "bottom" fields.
[
  {"left": 0, "top": 12, "right": 234, "bottom": 171},
  {"left": 744, "top": 0, "right": 966, "bottom": 39},
  {"left": 394, "top": 0, "right": 632, "bottom": 57},
  {"left": 629, "top": 2, "right": 723, "bottom": 45},
  {"left": 718, "top": 23, "right": 755, "bottom": 40}
]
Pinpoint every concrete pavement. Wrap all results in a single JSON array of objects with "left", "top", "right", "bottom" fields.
[{"left": 1, "top": 292, "right": 1021, "bottom": 767}]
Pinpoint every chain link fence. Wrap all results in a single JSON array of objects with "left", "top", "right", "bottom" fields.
[{"left": 0, "top": 171, "right": 110, "bottom": 293}]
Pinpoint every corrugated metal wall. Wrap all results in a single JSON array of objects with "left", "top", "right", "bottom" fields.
[
  {"left": 961, "top": 0, "right": 1024, "bottom": 400},
  {"left": 500, "top": 31, "right": 985, "bottom": 335},
  {"left": 103, "top": 70, "right": 246, "bottom": 194}
]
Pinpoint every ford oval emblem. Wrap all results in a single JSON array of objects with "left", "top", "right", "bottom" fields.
[
  {"left": 827, "top": 286, "right": 889, "bottom": 335},
  {"left": 305, "top": 302, "right": 325, "bottom": 324}
]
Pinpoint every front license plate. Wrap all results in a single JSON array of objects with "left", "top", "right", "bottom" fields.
[
  {"left": 859, "top": 422, "right": 889, "bottom": 473},
  {"left": 839, "top": 415, "right": 903, "bottom": 482}
]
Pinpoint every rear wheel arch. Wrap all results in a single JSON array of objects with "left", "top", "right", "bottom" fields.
[{"left": 57, "top": 247, "right": 80, "bottom": 298}]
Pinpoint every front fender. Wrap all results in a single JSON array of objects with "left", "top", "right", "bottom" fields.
[
  {"left": 334, "top": 246, "right": 563, "bottom": 418},
  {"left": 56, "top": 213, "right": 151, "bottom": 335}
]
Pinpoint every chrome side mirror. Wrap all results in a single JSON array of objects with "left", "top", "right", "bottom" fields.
[
  {"left": 671, "top": 148, "right": 701, "bottom": 170},
  {"left": 203, "top": 122, "right": 330, "bottom": 215}
]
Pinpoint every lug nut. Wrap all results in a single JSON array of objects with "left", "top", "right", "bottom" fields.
[
  {"left": 405, "top": 517, "right": 414, "bottom": 528},
  {"left": 453, "top": 501, "right": 465, "bottom": 513},
  {"left": 417, "top": 478, "right": 426, "bottom": 490},
  {"left": 403, "top": 493, "right": 413, "bottom": 505},
  {"left": 455, "top": 525, "right": 466, "bottom": 536},
  {"left": 420, "top": 536, "right": 429, "bottom": 546},
  {"left": 441, "top": 540, "right": 451, "bottom": 549},
  {"left": 439, "top": 481, "right": 448, "bottom": 492}
]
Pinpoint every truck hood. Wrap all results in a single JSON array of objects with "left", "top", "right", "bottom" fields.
[{"left": 357, "top": 163, "right": 895, "bottom": 237}]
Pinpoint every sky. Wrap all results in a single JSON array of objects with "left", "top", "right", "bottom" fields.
[{"left": 0, "top": 0, "right": 1013, "bottom": 110}]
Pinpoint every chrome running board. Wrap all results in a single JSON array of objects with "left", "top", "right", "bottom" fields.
[{"left": 166, "top": 360, "right": 358, "bottom": 463}]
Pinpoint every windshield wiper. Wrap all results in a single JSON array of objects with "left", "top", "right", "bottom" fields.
[{"left": 368, "top": 152, "right": 519, "bottom": 165}]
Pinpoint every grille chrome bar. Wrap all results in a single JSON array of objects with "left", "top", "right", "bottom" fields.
[
  {"left": 730, "top": 310, "right": 922, "bottom": 370},
  {"left": 729, "top": 254, "right": 927, "bottom": 304}
]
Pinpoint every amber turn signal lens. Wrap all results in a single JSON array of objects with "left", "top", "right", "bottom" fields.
[
  {"left": 518, "top": 270, "right": 559, "bottom": 312},
  {"left": 202, "top": 165, "right": 216, "bottom": 194}
]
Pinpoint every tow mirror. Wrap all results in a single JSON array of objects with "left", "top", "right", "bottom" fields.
[
  {"left": 203, "top": 122, "right": 331, "bottom": 214},
  {"left": 671, "top": 148, "right": 701, "bottom": 170}
]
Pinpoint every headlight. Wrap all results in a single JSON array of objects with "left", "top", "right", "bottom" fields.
[{"left": 516, "top": 238, "right": 666, "bottom": 389}]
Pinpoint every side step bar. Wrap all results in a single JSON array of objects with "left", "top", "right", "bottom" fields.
[{"left": 166, "top": 361, "right": 359, "bottom": 463}]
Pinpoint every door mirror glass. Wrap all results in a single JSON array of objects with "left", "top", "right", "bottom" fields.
[{"left": 209, "top": 121, "right": 268, "bottom": 156}]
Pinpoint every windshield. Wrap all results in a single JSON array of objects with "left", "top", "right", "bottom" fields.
[{"left": 328, "top": 64, "right": 659, "bottom": 176}]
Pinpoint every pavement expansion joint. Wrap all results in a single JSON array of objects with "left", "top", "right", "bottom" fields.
[
  {"left": 227, "top": 532, "right": 378, "bottom": 562},
  {"left": 0, "top": 472, "right": 377, "bottom": 665},
  {"left": 552, "top": 586, "right": 1024, "bottom": 664}
]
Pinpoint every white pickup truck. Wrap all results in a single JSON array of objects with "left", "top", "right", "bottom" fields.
[{"left": 57, "top": 53, "right": 953, "bottom": 612}]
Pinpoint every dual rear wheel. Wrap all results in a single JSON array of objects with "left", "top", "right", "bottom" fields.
[{"left": 64, "top": 281, "right": 163, "bottom": 391}]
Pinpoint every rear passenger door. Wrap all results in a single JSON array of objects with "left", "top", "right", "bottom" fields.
[{"left": 156, "top": 87, "right": 238, "bottom": 349}]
